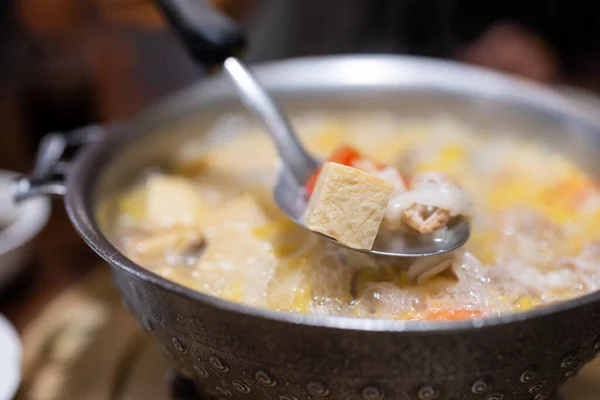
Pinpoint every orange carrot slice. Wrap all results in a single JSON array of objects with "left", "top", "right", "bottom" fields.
[
  {"left": 304, "top": 145, "right": 363, "bottom": 195},
  {"left": 304, "top": 144, "right": 389, "bottom": 195}
]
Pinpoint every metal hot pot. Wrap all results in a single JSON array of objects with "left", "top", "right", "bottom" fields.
[{"left": 11, "top": 1, "right": 600, "bottom": 399}]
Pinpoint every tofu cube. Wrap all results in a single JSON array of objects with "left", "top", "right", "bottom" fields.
[
  {"left": 201, "top": 194, "right": 268, "bottom": 233},
  {"left": 303, "top": 162, "right": 394, "bottom": 250},
  {"left": 146, "top": 175, "right": 202, "bottom": 227}
]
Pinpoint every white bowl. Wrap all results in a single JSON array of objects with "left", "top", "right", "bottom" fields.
[
  {"left": 0, "top": 170, "right": 51, "bottom": 290},
  {"left": 0, "top": 314, "right": 21, "bottom": 400}
]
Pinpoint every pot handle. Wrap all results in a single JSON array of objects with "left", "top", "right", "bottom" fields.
[
  {"left": 10, "top": 125, "right": 105, "bottom": 202},
  {"left": 155, "top": 0, "right": 246, "bottom": 66}
]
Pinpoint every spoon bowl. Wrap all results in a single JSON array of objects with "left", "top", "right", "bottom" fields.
[
  {"left": 273, "top": 163, "right": 471, "bottom": 257},
  {"left": 223, "top": 57, "right": 471, "bottom": 257}
]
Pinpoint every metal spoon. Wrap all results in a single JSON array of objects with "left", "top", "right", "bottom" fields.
[{"left": 222, "top": 57, "right": 470, "bottom": 257}]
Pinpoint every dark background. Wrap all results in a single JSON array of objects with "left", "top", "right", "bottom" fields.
[{"left": 3, "top": 0, "right": 600, "bottom": 169}]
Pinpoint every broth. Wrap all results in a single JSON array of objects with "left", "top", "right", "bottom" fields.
[{"left": 107, "top": 111, "right": 600, "bottom": 320}]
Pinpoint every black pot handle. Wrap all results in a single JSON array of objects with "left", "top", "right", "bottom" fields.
[{"left": 155, "top": 0, "right": 246, "bottom": 67}]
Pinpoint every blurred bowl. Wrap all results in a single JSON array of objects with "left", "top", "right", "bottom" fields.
[
  {"left": 0, "top": 314, "right": 20, "bottom": 400},
  {"left": 0, "top": 170, "right": 50, "bottom": 290}
]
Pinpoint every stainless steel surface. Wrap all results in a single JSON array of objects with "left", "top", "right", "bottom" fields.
[
  {"left": 10, "top": 125, "right": 105, "bottom": 202},
  {"left": 14, "top": 55, "right": 600, "bottom": 399},
  {"left": 69, "top": 53, "right": 600, "bottom": 330},
  {"left": 223, "top": 57, "right": 318, "bottom": 185},
  {"left": 224, "top": 56, "right": 471, "bottom": 257}
]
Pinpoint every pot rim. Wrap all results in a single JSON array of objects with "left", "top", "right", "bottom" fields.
[{"left": 65, "top": 54, "right": 600, "bottom": 333}]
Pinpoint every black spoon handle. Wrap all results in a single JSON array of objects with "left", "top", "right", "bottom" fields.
[{"left": 155, "top": 0, "right": 246, "bottom": 66}]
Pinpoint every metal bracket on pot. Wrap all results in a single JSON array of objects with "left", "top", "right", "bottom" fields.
[{"left": 10, "top": 124, "right": 105, "bottom": 202}]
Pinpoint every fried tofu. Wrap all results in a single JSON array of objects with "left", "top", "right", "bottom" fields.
[
  {"left": 303, "top": 162, "right": 394, "bottom": 250},
  {"left": 145, "top": 175, "right": 203, "bottom": 227}
]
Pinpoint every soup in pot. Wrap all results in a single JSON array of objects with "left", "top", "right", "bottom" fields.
[{"left": 105, "top": 112, "right": 600, "bottom": 320}]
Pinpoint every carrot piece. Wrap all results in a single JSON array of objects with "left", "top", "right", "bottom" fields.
[
  {"left": 422, "top": 309, "right": 483, "bottom": 321},
  {"left": 304, "top": 167, "right": 322, "bottom": 195},
  {"left": 328, "top": 144, "right": 362, "bottom": 166},
  {"left": 304, "top": 145, "right": 363, "bottom": 195},
  {"left": 303, "top": 144, "right": 393, "bottom": 195}
]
